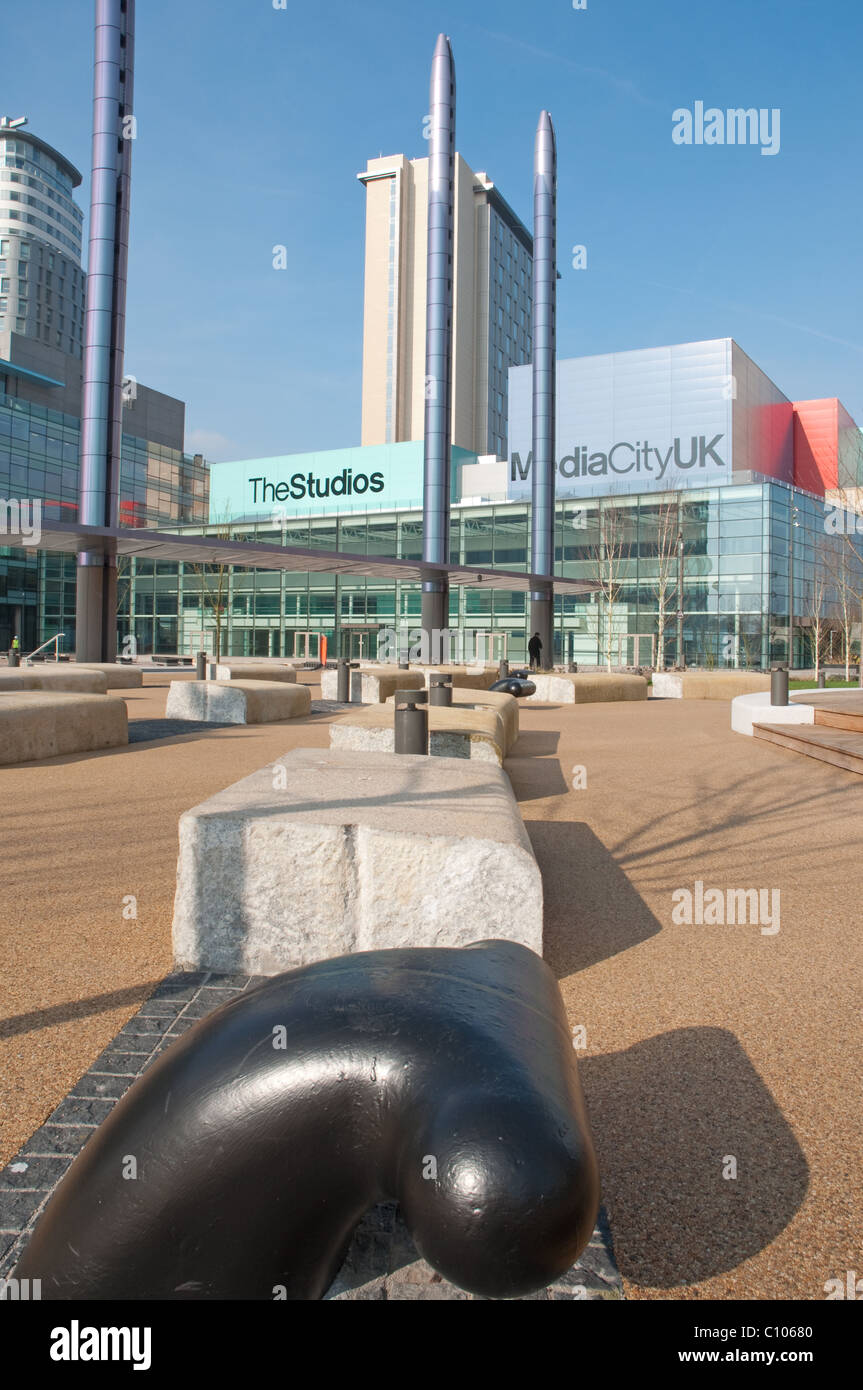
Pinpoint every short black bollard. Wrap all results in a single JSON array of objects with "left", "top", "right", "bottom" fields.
[
  {"left": 567, "top": 661, "right": 578, "bottom": 673},
  {"left": 771, "top": 667, "right": 789, "bottom": 706},
  {"left": 498, "top": 659, "right": 509, "bottom": 679},
  {"left": 8, "top": 649, "right": 20, "bottom": 667},
  {"left": 196, "top": 651, "right": 207, "bottom": 681},
  {"left": 337, "top": 659, "right": 350, "bottom": 703},
  {"left": 428, "top": 672, "right": 453, "bottom": 706},
  {"left": 398, "top": 660, "right": 410, "bottom": 670},
  {"left": 394, "top": 692, "right": 428, "bottom": 754},
  {"left": 817, "top": 670, "right": 826, "bottom": 688}
]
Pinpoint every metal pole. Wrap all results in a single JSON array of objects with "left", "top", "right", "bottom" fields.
[
  {"left": 76, "top": 0, "right": 135, "bottom": 662},
  {"left": 421, "top": 34, "right": 456, "bottom": 655},
  {"left": 529, "top": 111, "right": 557, "bottom": 671},
  {"left": 196, "top": 651, "right": 206, "bottom": 681}
]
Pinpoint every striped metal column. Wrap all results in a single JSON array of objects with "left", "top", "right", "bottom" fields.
[{"left": 529, "top": 111, "right": 557, "bottom": 670}]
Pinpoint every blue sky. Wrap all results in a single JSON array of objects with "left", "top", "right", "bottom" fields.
[{"left": 4, "top": 0, "right": 863, "bottom": 461}]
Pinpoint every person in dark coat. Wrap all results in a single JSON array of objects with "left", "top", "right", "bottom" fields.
[{"left": 528, "top": 632, "right": 542, "bottom": 670}]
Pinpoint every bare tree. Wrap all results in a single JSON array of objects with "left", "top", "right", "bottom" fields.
[
  {"left": 190, "top": 507, "right": 235, "bottom": 660},
  {"left": 587, "top": 500, "right": 629, "bottom": 670},
  {"left": 643, "top": 494, "right": 681, "bottom": 671},
  {"left": 801, "top": 544, "right": 829, "bottom": 680},
  {"left": 824, "top": 491, "right": 863, "bottom": 683}
]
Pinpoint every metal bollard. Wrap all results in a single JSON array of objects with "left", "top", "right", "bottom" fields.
[
  {"left": 394, "top": 692, "right": 428, "bottom": 754},
  {"left": 567, "top": 661, "right": 578, "bottom": 673},
  {"left": 498, "top": 659, "right": 509, "bottom": 679},
  {"left": 398, "top": 660, "right": 410, "bottom": 670},
  {"left": 817, "top": 670, "right": 826, "bottom": 688},
  {"left": 336, "top": 659, "right": 350, "bottom": 703},
  {"left": 196, "top": 651, "right": 207, "bottom": 681},
  {"left": 8, "top": 649, "right": 20, "bottom": 667},
  {"left": 428, "top": 672, "right": 453, "bottom": 706},
  {"left": 770, "top": 667, "right": 789, "bottom": 706}
]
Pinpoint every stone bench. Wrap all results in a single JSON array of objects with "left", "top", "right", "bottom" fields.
[
  {"left": 214, "top": 662, "right": 298, "bottom": 683},
  {"left": 527, "top": 672, "right": 648, "bottom": 704},
  {"left": 172, "top": 746, "right": 542, "bottom": 973},
  {"left": 0, "top": 668, "right": 108, "bottom": 695},
  {"left": 165, "top": 679, "right": 311, "bottom": 725},
  {"left": 321, "top": 665, "right": 501, "bottom": 703},
  {"left": 74, "top": 663, "right": 144, "bottom": 688},
  {"left": 331, "top": 701, "right": 505, "bottom": 764},
  {"left": 384, "top": 687, "right": 520, "bottom": 755},
  {"left": 0, "top": 692, "right": 128, "bottom": 765},
  {"left": 653, "top": 671, "right": 770, "bottom": 700}
]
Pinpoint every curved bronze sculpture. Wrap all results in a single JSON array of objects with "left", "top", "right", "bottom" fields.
[{"left": 16, "top": 941, "right": 599, "bottom": 1299}]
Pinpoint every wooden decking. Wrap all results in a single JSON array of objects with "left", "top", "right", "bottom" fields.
[{"left": 755, "top": 689, "right": 863, "bottom": 773}]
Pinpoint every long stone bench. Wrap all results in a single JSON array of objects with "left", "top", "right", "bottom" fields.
[
  {"left": 0, "top": 692, "right": 128, "bottom": 765},
  {"left": 172, "top": 746, "right": 543, "bottom": 973},
  {"left": 214, "top": 662, "right": 297, "bottom": 683},
  {"left": 165, "top": 679, "right": 311, "bottom": 724},
  {"left": 331, "top": 701, "right": 505, "bottom": 764},
  {"left": 74, "top": 663, "right": 144, "bottom": 689},
  {"left": 526, "top": 672, "right": 648, "bottom": 703},
  {"left": 321, "top": 664, "right": 501, "bottom": 703},
  {"left": 653, "top": 671, "right": 770, "bottom": 700},
  {"left": 384, "top": 687, "right": 520, "bottom": 755},
  {"left": 0, "top": 668, "right": 108, "bottom": 695}
]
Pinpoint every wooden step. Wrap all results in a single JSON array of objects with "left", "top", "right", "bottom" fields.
[
  {"left": 753, "top": 722, "right": 863, "bottom": 775},
  {"left": 814, "top": 708, "right": 863, "bottom": 734}
]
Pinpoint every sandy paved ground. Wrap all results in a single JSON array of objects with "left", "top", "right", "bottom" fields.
[{"left": 1, "top": 678, "right": 861, "bottom": 1300}]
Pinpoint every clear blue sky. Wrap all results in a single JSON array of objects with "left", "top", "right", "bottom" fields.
[{"left": 4, "top": 0, "right": 863, "bottom": 461}]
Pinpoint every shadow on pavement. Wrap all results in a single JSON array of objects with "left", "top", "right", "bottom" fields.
[{"left": 581, "top": 1027, "right": 809, "bottom": 1288}]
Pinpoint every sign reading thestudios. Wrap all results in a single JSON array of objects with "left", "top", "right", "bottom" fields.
[
  {"left": 511, "top": 433, "right": 727, "bottom": 486},
  {"left": 248, "top": 468, "right": 385, "bottom": 503}
]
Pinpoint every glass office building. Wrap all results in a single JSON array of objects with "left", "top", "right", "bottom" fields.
[
  {"left": 112, "top": 474, "right": 860, "bottom": 670},
  {"left": 0, "top": 386, "right": 208, "bottom": 651}
]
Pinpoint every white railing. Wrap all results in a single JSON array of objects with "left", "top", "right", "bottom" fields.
[{"left": 24, "top": 633, "right": 65, "bottom": 665}]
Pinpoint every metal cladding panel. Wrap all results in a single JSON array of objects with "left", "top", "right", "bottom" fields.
[
  {"left": 731, "top": 341, "right": 793, "bottom": 484},
  {"left": 837, "top": 402, "right": 863, "bottom": 492},
  {"left": 509, "top": 339, "right": 738, "bottom": 499},
  {"left": 792, "top": 398, "right": 837, "bottom": 495}
]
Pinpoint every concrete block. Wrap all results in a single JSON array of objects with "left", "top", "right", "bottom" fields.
[
  {"left": 172, "top": 747, "right": 542, "bottom": 974},
  {"left": 214, "top": 663, "right": 297, "bottom": 683},
  {"left": 0, "top": 692, "right": 128, "bottom": 765},
  {"left": 383, "top": 687, "right": 520, "bottom": 755},
  {"left": 332, "top": 701, "right": 505, "bottom": 763},
  {"left": 320, "top": 665, "right": 419, "bottom": 704},
  {"left": 731, "top": 689, "right": 816, "bottom": 737},
  {"left": 527, "top": 672, "right": 648, "bottom": 704},
  {"left": 165, "top": 679, "right": 311, "bottom": 724},
  {"left": 0, "top": 668, "right": 108, "bottom": 695},
  {"left": 74, "top": 663, "right": 143, "bottom": 689},
  {"left": 653, "top": 671, "right": 770, "bottom": 700}
]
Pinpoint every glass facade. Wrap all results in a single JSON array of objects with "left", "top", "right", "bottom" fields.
[
  {"left": 486, "top": 207, "right": 532, "bottom": 457},
  {"left": 116, "top": 480, "right": 863, "bottom": 667},
  {"left": 0, "top": 389, "right": 209, "bottom": 651}
]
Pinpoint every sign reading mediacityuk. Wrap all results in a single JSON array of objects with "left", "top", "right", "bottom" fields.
[{"left": 510, "top": 433, "right": 727, "bottom": 489}]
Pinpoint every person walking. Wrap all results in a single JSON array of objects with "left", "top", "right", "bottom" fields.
[{"left": 528, "top": 631, "right": 542, "bottom": 671}]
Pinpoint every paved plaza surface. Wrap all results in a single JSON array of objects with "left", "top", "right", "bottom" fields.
[{"left": 1, "top": 672, "right": 861, "bottom": 1300}]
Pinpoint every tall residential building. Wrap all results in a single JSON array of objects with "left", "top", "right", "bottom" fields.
[
  {"left": 358, "top": 152, "right": 533, "bottom": 457},
  {"left": 0, "top": 116, "right": 86, "bottom": 359}
]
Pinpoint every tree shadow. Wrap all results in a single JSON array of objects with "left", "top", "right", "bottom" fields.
[{"left": 581, "top": 1028, "right": 809, "bottom": 1287}]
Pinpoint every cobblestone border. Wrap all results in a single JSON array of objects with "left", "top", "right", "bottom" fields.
[{"left": 1, "top": 971, "right": 624, "bottom": 1301}]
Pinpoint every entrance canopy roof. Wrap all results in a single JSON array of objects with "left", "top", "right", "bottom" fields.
[{"left": 29, "top": 521, "right": 599, "bottom": 595}]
